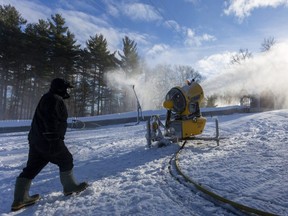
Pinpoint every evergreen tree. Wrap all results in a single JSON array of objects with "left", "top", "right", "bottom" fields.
[
  {"left": 24, "top": 19, "right": 51, "bottom": 118},
  {"left": 118, "top": 36, "right": 140, "bottom": 76},
  {"left": 86, "top": 34, "right": 116, "bottom": 115},
  {"left": 117, "top": 36, "right": 142, "bottom": 112},
  {"left": 48, "top": 14, "right": 80, "bottom": 79},
  {"left": 0, "top": 4, "right": 27, "bottom": 119},
  {"left": 72, "top": 48, "right": 91, "bottom": 117},
  {"left": 25, "top": 19, "right": 51, "bottom": 76}
]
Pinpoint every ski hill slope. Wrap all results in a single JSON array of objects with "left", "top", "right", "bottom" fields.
[{"left": 0, "top": 110, "right": 288, "bottom": 215}]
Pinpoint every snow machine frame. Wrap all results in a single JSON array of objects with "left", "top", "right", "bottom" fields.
[
  {"left": 146, "top": 80, "right": 220, "bottom": 147},
  {"left": 146, "top": 115, "right": 220, "bottom": 148}
]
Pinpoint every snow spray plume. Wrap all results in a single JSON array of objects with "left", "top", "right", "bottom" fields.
[
  {"left": 202, "top": 41, "right": 288, "bottom": 108},
  {"left": 105, "top": 69, "right": 154, "bottom": 111},
  {"left": 105, "top": 65, "right": 208, "bottom": 110}
]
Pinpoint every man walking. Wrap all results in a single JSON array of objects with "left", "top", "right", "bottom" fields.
[{"left": 11, "top": 78, "right": 88, "bottom": 211}]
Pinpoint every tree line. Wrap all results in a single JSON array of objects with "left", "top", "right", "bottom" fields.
[
  {"left": 0, "top": 4, "right": 204, "bottom": 120},
  {"left": 0, "top": 5, "right": 143, "bottom": 119}
]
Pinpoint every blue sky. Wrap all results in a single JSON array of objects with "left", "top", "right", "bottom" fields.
[{"left": 1, "top": 0, "right": 288, "bottom": 77}]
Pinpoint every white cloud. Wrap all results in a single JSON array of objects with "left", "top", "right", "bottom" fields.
[
  {"left": 184, "top": 28, "right": 216, "bottom": 46},
  {"left": 107, "top": 4, "right": 120, "bottom": 17},
  {"left": 196, "top": 51, "right": 235, "bottom": 77},
  {"left": 121, "top": 3, "right": 162, "bottom": 22},
  {"left": 224, "top": 0, "right": 288, "bottom": 20},
  {"left": 163, "top": 20, "right": 181, "bottom": 32},
  {"left": 184, "top": 0, "right": 200, "bottom": 4},
  {"left": 48, "top": 9, "right": 121, "bottom": 50},
  {"left": 146, "top": 44, "right": 170, "bottom": 56},
  {"left": 62, "top": 9, "right": 151, "bottom": 51},
  {"left": 163, "top": 19, "right": 216, "bottom": 47},
  {"left": 144, "top": 44, "right": 202, "bottom": 68}
]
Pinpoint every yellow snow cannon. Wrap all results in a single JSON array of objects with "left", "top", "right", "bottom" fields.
[
  {"left": 146, "top": 80, "right": 219, "bottom": 148},
  {"left": 163, "top": 80, "right": 206, "bottom": 139}
]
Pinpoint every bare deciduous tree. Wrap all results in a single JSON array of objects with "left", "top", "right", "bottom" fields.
[
  {"left": 230, "top": 49, "right": 252, "bottom": 65},
  {"left": 261, "top": 37, "right": 276, "bottom": 52}
]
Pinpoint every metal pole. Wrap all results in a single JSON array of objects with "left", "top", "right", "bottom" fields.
[{"left": 132, "top": 85, "right": 143, "bottom": 123}]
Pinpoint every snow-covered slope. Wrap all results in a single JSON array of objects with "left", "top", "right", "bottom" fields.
[{"left": 0, "top": 110, "right": 287, "bottom": 215}]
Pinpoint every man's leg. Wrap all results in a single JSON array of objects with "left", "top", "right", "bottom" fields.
[
  {"left": 19, "top": 145, "right": 49, "bottom": 179},
  {"left": 50, "top": 143, "right": 88, "bottom": 195},
  {"left": 49, "top": 143, "right": 74, "bottom": 172},
  {"left": 12, "top": 145, "right": 47, "bottom": 211}
]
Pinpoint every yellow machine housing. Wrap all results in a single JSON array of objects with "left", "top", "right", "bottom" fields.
[
  {"left": 163, "top": 81, "right": 206, "bottom": 139},
  {"left": 169, "top": 117, "right": 206, "bottom": 139}
]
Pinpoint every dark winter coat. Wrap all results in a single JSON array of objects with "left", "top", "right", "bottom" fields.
[{"left": 28, "top": 90, "right": 68, "bottom": 154}]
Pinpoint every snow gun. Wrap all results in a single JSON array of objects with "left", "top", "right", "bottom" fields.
[{"left": 146, "top": 79, "right": 219, "bottom": 147}]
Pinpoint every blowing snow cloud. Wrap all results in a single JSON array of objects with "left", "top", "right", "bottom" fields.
[{"left": 202, "top": 41, "right": 288, "bottom": 108}]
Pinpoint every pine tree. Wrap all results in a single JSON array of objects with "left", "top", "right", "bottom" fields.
[
  {"left": 117, "top": 36, "right": 142, "bottom": 112},
  {"left": 86, "top": 34, "right": 116, "bottom": 115},
  {"left": 48, "top": 14, "right": 80, "bottom": 79},
  {"left": 118, "top": 36, "right": 140, "bottom": 76},
  {"left": 24, "top": 19, "right": 51, "bottom": 118},
  {"left": 0, "top": 4, "right": 27, "bottom": 119}
]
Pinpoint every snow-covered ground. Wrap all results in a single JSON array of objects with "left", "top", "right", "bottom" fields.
[{"left": 0, "top": 109, "right": 288, "bottom": 215}]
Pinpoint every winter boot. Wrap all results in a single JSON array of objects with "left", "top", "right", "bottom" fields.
[
  {"left": 60, "top": 170, "right": 88, "bottom": 196},
  {"left": 11, "top": 177, "right": 40, "bottom": 212}
]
